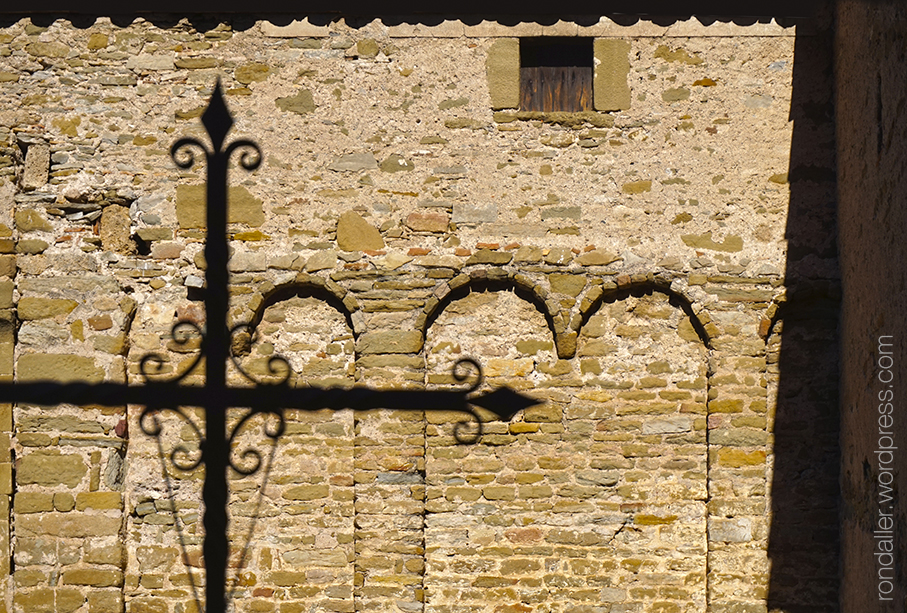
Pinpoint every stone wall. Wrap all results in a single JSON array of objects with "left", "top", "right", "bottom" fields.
[{"left": 0, "top": 12, "right": 838, "bottom": 613}]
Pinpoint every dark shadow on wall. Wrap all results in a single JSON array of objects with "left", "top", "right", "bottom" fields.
[{"left": 767, "top": 4, "right": 841, "bottom": 611}]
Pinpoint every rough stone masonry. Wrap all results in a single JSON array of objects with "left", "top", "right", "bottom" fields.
[{"left": 0, "top": 12, "right": 839, "bottom": 613}]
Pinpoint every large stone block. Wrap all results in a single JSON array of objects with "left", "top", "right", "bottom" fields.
[
  {"left": 486, "top": 39, "right": 520, "bottom": 110},
  {"left": 17, "top": 451, "right": 87, "bottom": 487},
  {"left": 452, "top": 202, "right": 498, "bottom": 224},
  {"left": 126, "top": 54, "right": 175, "bottom": 71},
  {"left": 336, "top": 211, "right": 384, "bottom": 252},
  {"left": 100, "top": 206, "right": 134, "bottom": 254},
  {"left": 87, "top": 591, "right": 123, "bottom": 613},
  {"left": 17, "top": 297, "right": 78, "bottom": 320},
  {"left": 594, "top": 39, "right": 631, "bottom": 111},
  {"left": 357, "top": 330, "right": 423, "bottom": 355},
  {"left": 19, "top": 276, "right": 119, "bottom": 294},
  {"left": 21, "top": 144, "right": 49, "bottom": 191},
  {"left": 14, "top": 588, "right": 84, "bottom": 613},
  {"left": 17, "top": 354, "right": 105, "bottom": 383},
  {"left": 327, "top": 153, "right": 378, "bottom": 172},
  {"left": 14, "top": 209, "right": 52, "bottom": 233},
  {"left": 17, "top": 513, "right": 122, "bottom": 538},
  {"left": 176, "top": 185, "right": 264, "bottom": 229},
  {"left": 62, "top": 569, "right": 123, "bottom": 587}
]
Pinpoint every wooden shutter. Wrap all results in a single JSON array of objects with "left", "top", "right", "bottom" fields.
[
  {"left": 520, "top": 65, "right": 592, "bottom": 112},
  {"left": 520, "top": 38, "right": 593, "bottom": 112}
]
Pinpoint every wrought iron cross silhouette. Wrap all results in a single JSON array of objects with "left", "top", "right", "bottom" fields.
[{"left": 0, "top": 81, "right": 539, "bottom": 613}]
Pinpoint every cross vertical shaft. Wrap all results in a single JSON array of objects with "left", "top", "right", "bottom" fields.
[{"left": 201, "top": 87, "right": 232, "bottom": 613}]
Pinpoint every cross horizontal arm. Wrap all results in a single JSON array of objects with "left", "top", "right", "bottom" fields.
[{"left": 0, "top": 381, "right": 535, "bottom": 421}]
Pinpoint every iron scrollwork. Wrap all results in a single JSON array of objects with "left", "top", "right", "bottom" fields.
[
  {"left": 450, "top": 358, "right": 486, "bottom": 444},
  {"left": 228, "top": 323, "right": 292, "bottom": 386},
  {"left": 128, "top": 81, "right": 538, "bottom": 613}
]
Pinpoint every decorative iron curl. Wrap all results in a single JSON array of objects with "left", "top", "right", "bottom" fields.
[
  {"left": 224, "top": 139, "right": 262, "bottom": 172},
  {"left": 139, "top": 406, "right": 205, "bottom": 473},
  {"left": 228, "top": 324, "right": 292, "bottom": 386},
  {"left": 453, "top": 408, "right": 484, "bottom": 445},
  {"left": 227, "top": 408, "right": 286, "bottom": 476},
  {"left": 139, "top": 321, "right": 205, "bottom": 384},
  {"left": 170, "top": 137, "right": 210, "bottom": 170},
  {"left": 452, "top": 357, "right": 483, "bottom": 393},
  {"left": 451, "top": 358, "right": 484, "bottom": 444}
]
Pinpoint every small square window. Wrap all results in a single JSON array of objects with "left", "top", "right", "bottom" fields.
[{"left": 520, "top": 38, "right": 593, "bottom": 112}]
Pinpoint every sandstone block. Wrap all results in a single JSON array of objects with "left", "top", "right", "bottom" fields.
[
  {"left": 482, "top": 486, "right": 515, "bottom": 500},
  {"left": 14, "top": 209, "right": 52, "bottom": 233},
  {"left": 15, "top": 588, "right": 84, "bottom": 613},
  {"left": 357, "top": 39, "right": 379, "bottom": 58},
  {"left": 26, "top": 41, "right": 70, "bottom": 57},
  {"left": 19, "top": 276, "right": 118, "bottom": 295},
  {"left": 622, "top": 180, "right": 652, "bottom": 194},
  {"left": 17, "top": 354, "right": 105, "bottom": 383},
  {"left": 0, "top": 280, "right": 11, "bottom": 309},
  {"left": 93, "top": 333, "right": 127, "bottom": 355},
  {"left": 175, "top": 57, "right": 219, "bottom": 69},
  {"left": 14, "top": 493, "right": 54, "bottom": 513},
  {"left": 88, "top": 314, "right": 113, "bottom": 331},
  {"left": 642, "top": 416, "right": 694, "bottom": 434},
  {"left": 486, "top": 39, "right": 520, "bottom": 109},
  {"left": 681, "top": 231, "right": 744, "bottom": 252},
  {"left": 327, "top": 153, "right": 378, "bottom": 172},
  {"left": 276, "top": 90, "right": 316, "bottom": 114},
  {"left": 709, "top": 518, "right": 753, "bottom": 543},
  {"left": 235, "top": 62, "right": 271, "bottom": 84},
  {"left": 523, "top": 404, "right": 562, "bottom": 423},
  {"left": 710, "top": 429, "right": 769, "bottom": 446},
  {"left": 135, "top": 546, "right": 178, "bottom": 571},
  {"left": 283, "top": 485, "right": 329, "bottom": 500},
  {"left": 85, "top": 543, "right": 124, "bottom": 565},
  {"left": 281, "top": 549, "right": 347, "bottom": 566},
  {"left": 663, "top": 87, "right": 691, "bottom": 102},
  {"left": 708, "top": 398, "right": 744, "bottom": 413},
  {"left": 357, "top": 330, "right": 422, "bottom": 355},
  {"left": 452, "top": 202, "right": 498, "bottom": 224},
  {"left": 515, "top": 339, "right": 553, "bottom": 355},
  {"left": 0, "top": 255, "right": 15, "bottom": 278},
  {"left": 379, "top": 154, "right": 414, "bottom": 173},
  {"left": 715, "top": 448, "right": 766, "bottom": 467},
  {"left": 336, "top": 211, "right": 384, "bottom": 251},
  {"left": 593, "top": 39, "right": 631, "bottom": 111},
  {"left": 53, "top": 493, "right": 75, "bottom": 513},
  {"left": 136, "top": 227, "right": 172, "bottom": 241},
  {"left": 544, "top": 248, "right": 573, "bottom": 265},
  {"left": 76, "top": 492, "right": 122, "bottom": 511},
  {"left": 16, "top": 239, "right": 49, "bottom": 254},
  {"left": 126, "top": 54, "right": 175, "bottom": 70},
  {"left": 485, "top": 358, "right": 533, "bottom": 377},
  {"left": 18, "top": 451, "right": 86, "bottom": 487},
  {"left": 405, "top": 212, "right": 449, "bottom": 233},
  {"left": 576, "top": 250, "right": 620, "bottom": 266},
  {"left": 549, "top": 273, "right": 585, "bottom": 297},
  {"left": 125, "top": 597, "right": 168, "bottom": 613},
  {"left": 22, "top": 144, "right": 50, "bottom": 191},
  {"left": 304, "top": 250, "right": 337, "bottom": 272},
  {"left": 576, "top": 469, "right": 619, "bottom": 486},
  {"left": 465, "top": 250, "right": 512, "bottom": 265},
  {"left": 87, "top": 591, "right": 123, "bottom": 613},
  {"left": 62, "top": 568, "right": 123, "bottom": 587}
]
